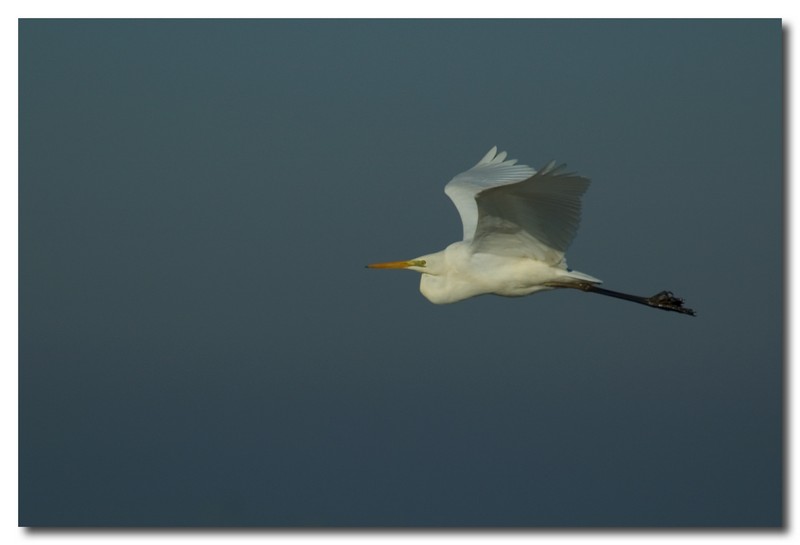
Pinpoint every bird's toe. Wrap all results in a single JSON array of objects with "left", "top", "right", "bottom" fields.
[{"left": 647, "top": 291, "right": 696, "bottom": 316}]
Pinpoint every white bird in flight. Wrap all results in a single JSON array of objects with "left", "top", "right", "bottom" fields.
[{"left": 368, "top": 147, "right": 695, "bottom": 316}]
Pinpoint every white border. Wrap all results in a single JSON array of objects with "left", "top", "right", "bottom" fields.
[
  {"left": 5, "top": 2, "right": 795, "bottom": 544},
  {"left": 5, "top": 0, "right": 796, "bottom": 19}
]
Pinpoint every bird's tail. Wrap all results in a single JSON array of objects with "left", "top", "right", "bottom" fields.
[{"left": 562, "top": 269, "right": 602, "bottom": 284}]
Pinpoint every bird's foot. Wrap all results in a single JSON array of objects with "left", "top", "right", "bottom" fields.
[{"left": 646, "top": 291, "right": 696, "bottom": 316}]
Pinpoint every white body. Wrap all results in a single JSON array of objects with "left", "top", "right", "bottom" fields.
[{"left": 417, "top": 241, "right": 598, "bottom": 304}]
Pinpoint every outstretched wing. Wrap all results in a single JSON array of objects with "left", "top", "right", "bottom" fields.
[
  {"left": 444, "top": 146, "right": 535, "bottom": 240},
  {"left": 445, "top": 147, "right": 590, "bottom": 266}
]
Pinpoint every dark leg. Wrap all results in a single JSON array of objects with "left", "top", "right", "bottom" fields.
[{"left": 546, "top": 282, "right": 696, "bottom": 316}]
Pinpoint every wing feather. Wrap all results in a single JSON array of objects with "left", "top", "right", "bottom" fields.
[
  {"left": 444, "top": 148, "right": 591, "bottom": 266},
  {"left": 444, "top": 147, "right": 535, "bottom": 240}
]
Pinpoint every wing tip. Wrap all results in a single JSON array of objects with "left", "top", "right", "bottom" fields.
[
  {"left": 475, "top": 146, "right": 499, "bottom": 166},
  {"left": 476, "top": 146, "right": 521, "bottom": 167}
]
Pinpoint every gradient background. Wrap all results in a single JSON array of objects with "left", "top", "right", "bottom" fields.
[{"left": 19, "top": 19, "right": 782, "bottom": 527}]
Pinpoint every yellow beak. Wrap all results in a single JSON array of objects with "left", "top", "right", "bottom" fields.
[{"left": 366, "top": 259, "right": 426, "bottom": 269}]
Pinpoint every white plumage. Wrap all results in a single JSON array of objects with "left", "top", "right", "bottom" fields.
[
  {"left": 368, "top": 147, "right": 695, "bottom": 316},
  {"left": 446, "top": 146, "right": 591, "bottom": 267}
]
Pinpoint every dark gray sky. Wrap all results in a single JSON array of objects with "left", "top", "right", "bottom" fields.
[{"left": 19, "top": 19, "right": 782, "bottom": 527}]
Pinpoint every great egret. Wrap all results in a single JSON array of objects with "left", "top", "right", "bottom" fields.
[{"left": 368, "top": 147, "right": 695, "bottom": 316}]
